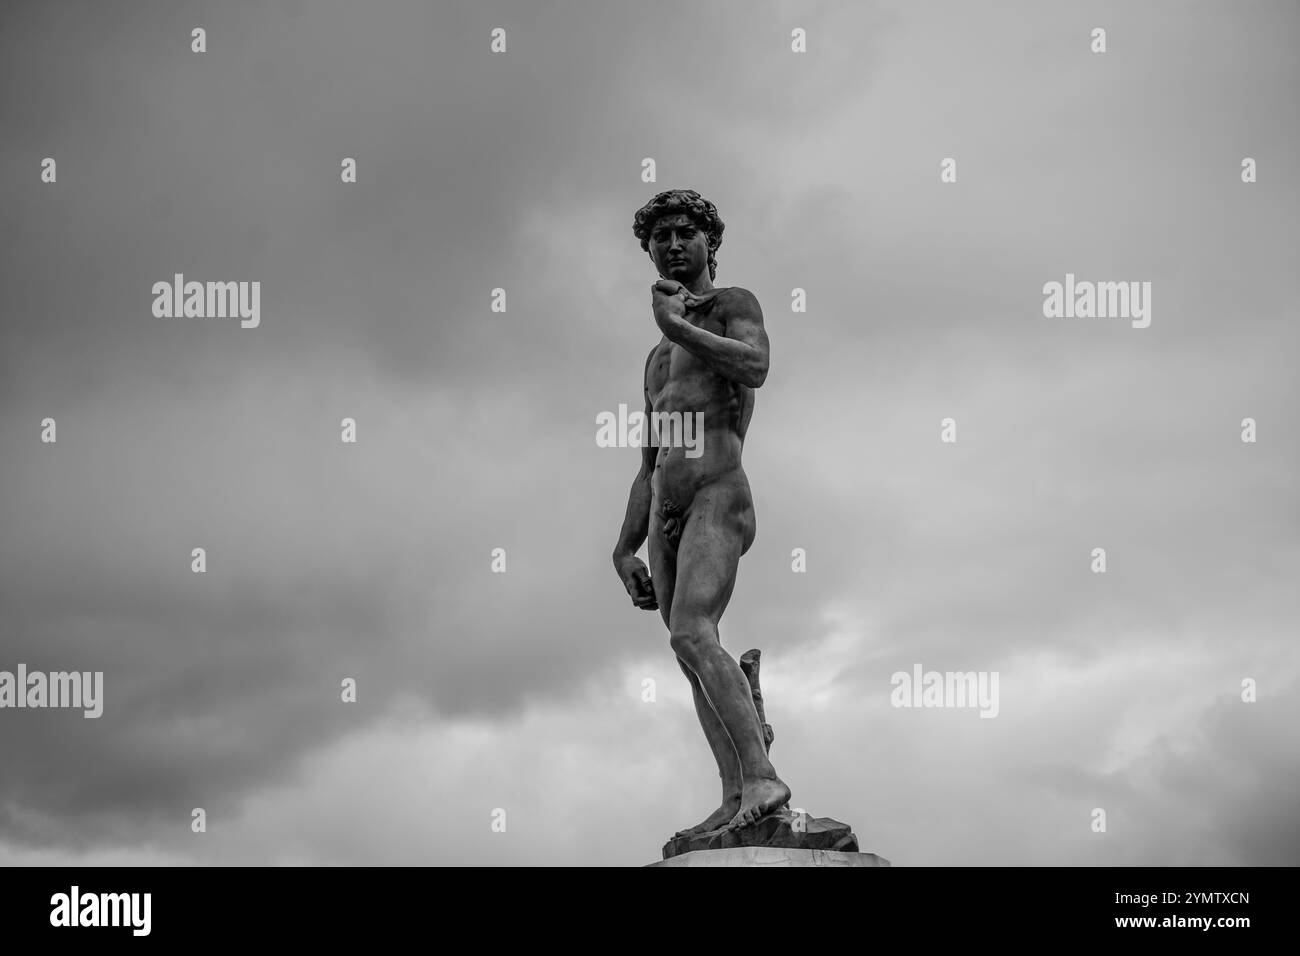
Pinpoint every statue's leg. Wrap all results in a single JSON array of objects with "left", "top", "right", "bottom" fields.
[
  {"left": 649, "top": 513, "right": 742, "bottom": 835},
  {"left": 670, "top": 655, "right": 742, "bottom": 834},
  {"left": 668, "top": 478, "right": 790, "bottom": 830}
]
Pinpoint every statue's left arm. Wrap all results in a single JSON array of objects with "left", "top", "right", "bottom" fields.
[{"left": 651, "top": 285, "right": 770, "bottom": 388}]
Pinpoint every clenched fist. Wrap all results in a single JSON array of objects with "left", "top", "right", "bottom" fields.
[{"left": 614, "top": 553, "right": 658, "bottom": 611}]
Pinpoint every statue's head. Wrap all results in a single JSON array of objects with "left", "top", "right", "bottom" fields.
[{"left": 632, "top": 188, "right": 725, "bottom": 282}]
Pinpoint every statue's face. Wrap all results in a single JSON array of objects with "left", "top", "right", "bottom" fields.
[{"left": 648, "top": 213, "right": 710, "bottom": 281}]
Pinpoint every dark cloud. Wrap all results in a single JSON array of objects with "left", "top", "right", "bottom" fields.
[{"left": 1, "top": 0, "right": 1296, "bottom": 862}]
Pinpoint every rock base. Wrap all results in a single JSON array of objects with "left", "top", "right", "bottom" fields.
[{"left": 660, "top": 808, "right": 871, "bottom": 861}]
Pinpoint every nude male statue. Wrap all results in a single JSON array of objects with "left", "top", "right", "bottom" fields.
[{"left": 612, "top": 188, "right": 791, "bottom": 835}]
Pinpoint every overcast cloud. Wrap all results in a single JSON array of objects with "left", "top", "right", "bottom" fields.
[{"left": 1, "top": 0, "right": 1297, "bottom": 865}]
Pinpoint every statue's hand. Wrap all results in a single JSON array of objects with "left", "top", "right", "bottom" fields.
[
  {"left": 653, "top": 278, "right": 688, "bottom": 296},
  {"left": 653, "top": 280, "right": 719, "bottom": 314},
  {"left": 651, "top": 281, "right": 689, "bottom": 328},
  {"left": 614, "top": 553, "right": 658, "bottom": 611}
]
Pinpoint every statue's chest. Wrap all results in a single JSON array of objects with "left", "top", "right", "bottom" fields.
[
  {"left": 647, "top": 340, "right": 674, "bottom": 396},
  {"left": 648, "top": 314, "right": 727, "bottom": 392}
]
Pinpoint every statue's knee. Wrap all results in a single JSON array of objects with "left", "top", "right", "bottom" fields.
[{"left": 669, "top": 626, "right": 710, "bottom": 662}]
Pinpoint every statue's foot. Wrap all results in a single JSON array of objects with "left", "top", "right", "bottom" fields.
[
  {"left": 673, "top": 796, "right": 740, "bottom": 837},
  {"left": 724, "top": 776, "right": 791, "bottom": 831}
]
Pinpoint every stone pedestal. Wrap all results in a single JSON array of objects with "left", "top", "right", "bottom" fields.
[
  {"left": 654, "top": 808, "right": 887, "bottom": 866},
  {"left": 650, "top": 846, "right": 890, "bottom": 867}
]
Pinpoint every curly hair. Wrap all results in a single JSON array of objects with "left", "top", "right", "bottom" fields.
[{"left": 632, "top": 188, "right": 725, "bottom": 280}]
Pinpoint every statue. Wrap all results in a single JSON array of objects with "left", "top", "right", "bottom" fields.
[{"left": 612, "top": 188, "right": 792, "bottom": 837}]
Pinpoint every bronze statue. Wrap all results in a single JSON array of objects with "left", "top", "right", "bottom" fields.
[{"left": 613, "top": 188, "right": 791, "bottom": 836}]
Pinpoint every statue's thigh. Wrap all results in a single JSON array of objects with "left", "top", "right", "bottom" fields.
[
  {"left": 669, "top": 485, "right": 749, "bottom": 629},
  {"left": 648, "top": 526, "right": 676, "bottom": 629}
]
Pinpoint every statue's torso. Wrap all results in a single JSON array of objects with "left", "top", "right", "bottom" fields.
[{"left": 644, "top": 287, "right": 755, "bottom": 513}]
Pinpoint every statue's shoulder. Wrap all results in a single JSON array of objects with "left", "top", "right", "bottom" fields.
[
  {"left": 706, "top": 286, "right": 762, "bottom": 316},
  {"left": 699, "top": 285, "right": 756, "bottom": 303}
]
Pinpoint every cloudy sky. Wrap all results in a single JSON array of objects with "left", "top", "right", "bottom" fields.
[{"left": 2, "top": 0, "right": 1296, "bottom": 866}]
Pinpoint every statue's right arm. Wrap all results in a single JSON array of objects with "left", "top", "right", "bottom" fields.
[
  {"left": 611, "top": 352, "right": 659, "bottom": 610},
  {"left": 612, "top": 352, "right": 658, "bottom": 563}
]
